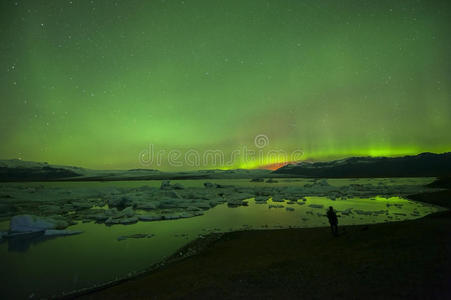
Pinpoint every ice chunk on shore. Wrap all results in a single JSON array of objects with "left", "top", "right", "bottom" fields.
[{"left": 10, "top": 215, "right": 68, "bottom": 233}]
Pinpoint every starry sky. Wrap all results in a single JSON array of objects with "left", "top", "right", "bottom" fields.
[{"left": 1, "top": 0, "right": 451, "bottom": 170}]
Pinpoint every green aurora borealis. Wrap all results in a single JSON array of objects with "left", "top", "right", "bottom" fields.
[{"left": 1, "top": 0, "right": 451, "bottom": 170}]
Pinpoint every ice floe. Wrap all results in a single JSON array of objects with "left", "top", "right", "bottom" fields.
[
  {"left": 44, "top": 229, "right": 83, "bottom": 236},
  {"left": 117, "top": 233, "right": 154, "bottom": 241}
]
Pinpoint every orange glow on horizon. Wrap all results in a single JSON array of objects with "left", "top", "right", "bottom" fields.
[{"left": 256, "top": 161, "right": 297, "bottom": 170}]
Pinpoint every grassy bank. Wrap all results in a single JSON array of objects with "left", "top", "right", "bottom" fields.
[{"left": 78, "top": 190, "right": 451, "bottom": 299}]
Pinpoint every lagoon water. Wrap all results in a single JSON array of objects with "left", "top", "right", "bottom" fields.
[{"left": 0, "top": 178, "right": 444, "bottom": 298}]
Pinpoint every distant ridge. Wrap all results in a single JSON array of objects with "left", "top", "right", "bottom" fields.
[
  {"left": 0, "top": 159, "right": 272, "bottom": 182},
  {"left": 273, "top": 152, "right": 451, "bottom": 178}
]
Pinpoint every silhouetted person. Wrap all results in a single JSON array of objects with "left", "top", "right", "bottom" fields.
[{"left": 327, "top": 206, "right": 338, "bottom": 236}]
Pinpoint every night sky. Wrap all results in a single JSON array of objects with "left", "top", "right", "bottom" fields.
[{"left": 1, "top": 0, "right": 451, "bottom": 170}]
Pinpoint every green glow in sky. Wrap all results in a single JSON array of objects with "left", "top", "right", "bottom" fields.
[{"left": 1, "top": 0, "right": 450, "bottom": 170}]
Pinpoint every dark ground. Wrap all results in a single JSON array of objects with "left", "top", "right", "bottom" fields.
[{"left": 78, "top": 188, "right": 451, "bottom": 300}]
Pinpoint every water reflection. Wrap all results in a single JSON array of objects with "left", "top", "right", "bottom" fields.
[{"left": 7, "top": 232, "right": 62, "bottom": 252}]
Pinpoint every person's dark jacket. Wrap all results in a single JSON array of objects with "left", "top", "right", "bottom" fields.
[{"left": 327, "top": 209, "right": 338, "bottom": 225}]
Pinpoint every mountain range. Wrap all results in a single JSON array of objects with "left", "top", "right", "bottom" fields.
[
  {"left": 273, "top": 152, "right": 451, "bottom": 178},
  {"left": 0, "top": 152, "right": 450, "bottom": 181}
]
